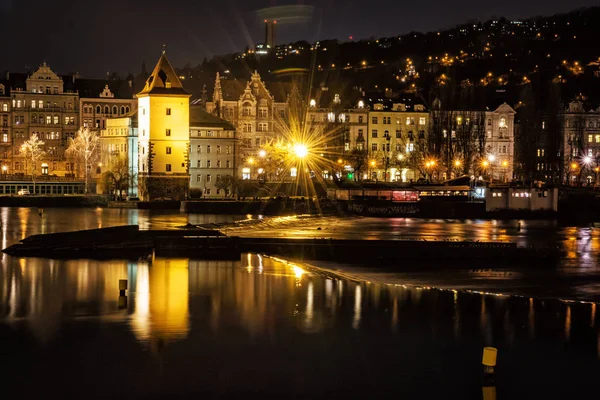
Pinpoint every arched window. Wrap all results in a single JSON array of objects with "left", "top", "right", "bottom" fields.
[
  {"left": 67, "top": 103, "right": 72, "bottom": 110},
  {"left": 96, "top": 105, "right": 101, "bottom": 114},
  {"left": 104, "top": 106, "right": 109, "bottom": 114},
  {"left": 53, "top": 115, "right": 59, "bottom": 124},
  {"left": 120, "top": 106, "right": 125, "bottom": 115},
  {"left": 46, "top": 115, "right": 52, "bottom": 124},
  {"left": 112, "top": 106, "right": 118, "bottom": 115},
  {"left": 32, "top": 115, "right": 37, "bottom": 123},
  {"left": 39, "top": 114, "right": 44, "bottom": 124},
  {"left": 125, "top": 106, "right": 130, "bottom": 113}
]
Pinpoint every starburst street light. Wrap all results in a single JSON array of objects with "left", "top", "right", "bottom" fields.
[
  {"left": 488, "top": 154, "right": 496, "bottom": 162},
  {"left": 258, "top": 149, "right": 267, "bottom": 158},
  {"left": 583, "top": 156, "right": 592, "bottom": 165},
  {"left": 293, "top": 143, "right": 308, "bottom": 159}
]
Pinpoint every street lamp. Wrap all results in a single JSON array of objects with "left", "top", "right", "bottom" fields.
[
  {"left": 293, "top": 144, "right": 308, "bottom": 159},
  {"left": 258, "top": 149, "right": 267, "bottom": 158}
]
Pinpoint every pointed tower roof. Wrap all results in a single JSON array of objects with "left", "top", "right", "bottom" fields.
[{"left": 136, "top": 52, "right": 189, "bottom": 97}]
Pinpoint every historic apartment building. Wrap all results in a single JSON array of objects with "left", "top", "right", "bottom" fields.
[
  {"left": 78, "top": 79, "right": 137, "bottom": 131},
  {"left": 206, "top": 71, "right": 289, "bottom": 169},
  {"left": 558, "top": 100, "right": 600, "bottom": 184},
  {"left": 137, "top": 52, "right": 191, "bottom": 201},
  {"left": 189, "top": 107, "right": 236, "bottom": 197},
  {"left": 368, "top": 101, "right": 430, "bottom": 182},
  {"left": 2, "top": 62, "right": 80, "bottom": 176},
  {"left": 0, "top": 62, "right": 137, "bottom": 178}
]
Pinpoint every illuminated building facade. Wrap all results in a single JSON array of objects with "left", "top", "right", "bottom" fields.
[
  {"left": 206, "top": 71, "right": 289, "bottom": 174},
  {"left": 367, "top": 101, "right": 430, "bottom": 182},
  {"left": 78, "top": 80, "right": 137, "bottom": 131},
  {"left": 188, "top": 107, "right": 237, "bottom": 197},
  {"left": 137, "top": 52, "right": 191, "bottom": 201},
  {"left": 99, "top": 111, "right": 138, "bottom": 198}
]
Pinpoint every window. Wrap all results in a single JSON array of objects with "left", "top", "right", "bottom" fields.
[
  {"left": 595, "top": 135, "right": 600, "bottom": 143},
  {"left": 46, "top": 115, "right": 52, "bottom": 124},
  {"left": 372, "top": 116, "right": 378, "bottom": 124},
  {"left": 542, "top": 121, "right": 546, "bottom": 130},
  {"left": 217, "top": 160, "right": 221, "bottom": 168},
  {"left": 226, "top": 160, "right": 231, "bottom": 168},
  {"left": 258, "top": 108, "right": 267, "bottom": 118},
  {"left": 197, "top": 174, "right": 202, "bottom": 182},
  {"left": 357, "top": 143, "right": 364, "bottom": 150},
  {"left": 2, "top": 133, "right": 7, "bottom": 143},
  {"left": 31, "top": 100, "right": 36, "bottom": 108},
  {"left": 255, "top": 138, "right": 261, "bottom": 147},
  {"left": 197, "top": 145, "right": 202, "bottom": 153},
  {"left": 372, "top": 130, "right": 378, "bottom": 138},
  {"left": 166, "top": 164, "right": 172, "bottom": 172},
  {"left": 225, "top": 146, "right": 230, "bottom": 154},
  {"left": 207, "top": 174, "right": 212, "bottom": 182},
  {"left": 166, "top": 147, "right": 171, "bottom": 154},
  {"left": 406, "top": 117, "right": 415, "bottom": 125},
  {"left": 588, "top": 149, "right": 593, "bottom": 157},
  {"left": 112, "top": 106, "right": 118, "bottom": 115},
  {"left": 372, "top": 143, "right": 378, "bottom": 151},
  {"left": 1, "top": 104, "right": 7, "bottom": 112},
  {"left": 53, "top": 115, "right": 59, "bottom": 124},
  {"left": 345, "top": 142, "right": 350, "bottom": 151},
  {"left": 166, "top": 129, "right": 171, "bottom": 136},
  {"left": 407, "top": 143, "right": 414, "bottom": 152},
  {"left": 166, "top": 108, "right": 171, "bottom": 115},
  {"left": 216, "top": 145, "right": 221, "bottom": 154},
  {"left": 358, "top": 116, "right": 363, "bottom": 123},
  {"left": 358, "top": 129, "right": 364, "bottom": 139},
  {"left": 396, "top": 130, "right": 401, "bottom": 138},
  {"left": 197, "top": 160, "right": 201, "bottom": 168},
  {"left": 419, "top": 117, "right": 426, "bottom": 125},
  {"left": 499, "top": 117, "right": 507, "bottom": 128},
  {"left": 487, "top": 119, "right": 492, "bottom": 126},
  {"left": 207, "top": 145, "right": 211, "bottom": 154},
  {"left": 207, "top": 160, "right": 211, "bottom": 168},
  {"left": 395, "top": 144, "right": 401, "bottom": 151},
  {"left": 216, "top": 174, "right": 221, "bottom": 182},
  {"left": 206, "top": 189, "right": 211, "bottom": 195},
  {"left": 383, "top": 116, "right": 391, "bottom": 124},
  {"left": 242, "top": 107, "right": 251, "bottom": 116}
]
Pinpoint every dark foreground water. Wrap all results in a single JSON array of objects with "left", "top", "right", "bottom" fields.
[
  {"left": 1, "top": 208, "right": 600, "bottom": 398},
  {"left": 1, "top": 254, "right": 600, "bottom": 399}
]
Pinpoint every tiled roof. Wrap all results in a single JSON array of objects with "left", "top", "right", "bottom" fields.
[
  {"left": 137, "top": 53, "right": 189, "bottom": 97},
  {"left": 75, "top": 79, "right": 134, "bottom": 99},
  {"left": 189, "top": 106, "right": 236, "bottom": 130}
]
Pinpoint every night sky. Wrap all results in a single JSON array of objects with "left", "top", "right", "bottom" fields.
[{"left": 0, "top": 0, "right": 598, "bottom": 77}]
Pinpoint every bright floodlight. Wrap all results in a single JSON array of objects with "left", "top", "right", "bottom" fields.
[
  {"left": 488, "top": 154, "right": 496, "bottom": 162},
  {"left": 583, "top": 156, "right": 592, "bottom": 165},
  {"left": 293, "top": 144, "right": 308, "bottom": 158},
  {"left": 258, "top": 149, "right": 267, "bottom": 158}
]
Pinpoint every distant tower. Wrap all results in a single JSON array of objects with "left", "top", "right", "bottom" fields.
[
  {"left": 136, "top": 51, "right": 191, "bottom": 201},
  {"left": 265, "top": 19, "right": 276, "bottom": 48}
]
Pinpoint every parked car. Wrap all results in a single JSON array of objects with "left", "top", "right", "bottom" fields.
[{"left": 17, "top": 189, "right": 30, "bottom": 196}]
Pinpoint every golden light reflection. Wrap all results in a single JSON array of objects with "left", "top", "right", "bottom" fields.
[
  {"left": 565, "top": 305, "right": 571, "bottom": 342},
  {"left": 352, "top": 284, "right": 362, "bottom": 330}
]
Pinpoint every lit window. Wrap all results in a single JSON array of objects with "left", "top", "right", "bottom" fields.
[
  {"left": 499, "top": 117, "right": 507, "bottom": 128},
  {"left": 207, "top": 174, "right": 212, "bottom": 182},
  {"left": 290, "top": 167, "right": 297, "bottom": 177},
  {"left": 419, "top": 117, "right": 426, "bottom": 125}
]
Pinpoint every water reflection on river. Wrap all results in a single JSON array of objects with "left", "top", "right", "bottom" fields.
[{"left": 1, "top": 254, "right": 600, "bottom": 398}]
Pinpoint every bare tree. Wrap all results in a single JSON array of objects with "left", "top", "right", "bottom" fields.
[
  {"left": 103, "top": 156, "right": 130, "bottom": 200},
  {"left": 215, "top": 175, "right": 234, "bottom": 197},
  {"left": 19, "top": 134, "right": 45, "bottom": 194},
  {"left": 347, "top": 149, "right": 368, "bottom": 181},
  {"left": 66, "top": 127, "right": 100, "bottom": 194}
]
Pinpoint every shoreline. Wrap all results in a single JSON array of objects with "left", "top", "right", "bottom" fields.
[{"left": 276, "top": 255, "right": 600, "bottom": 305}]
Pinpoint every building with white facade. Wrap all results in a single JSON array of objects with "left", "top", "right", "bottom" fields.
[{"left": 189, "top": 107, "right": 236, "bottom": 198}]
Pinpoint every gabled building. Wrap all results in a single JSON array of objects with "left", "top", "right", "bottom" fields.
[
  {"left": 137, "top": 52, "right": 191, "bottom": 201},
  {"left": 77, "top": 78, "right": 137, "bottom": 131},
  {"left": 206, "top": 71, "right": 289, "bottom": 167}
]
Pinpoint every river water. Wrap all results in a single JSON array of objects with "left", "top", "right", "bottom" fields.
[{"left": 1, "top": 208, "right": 600, "bottom": 398}]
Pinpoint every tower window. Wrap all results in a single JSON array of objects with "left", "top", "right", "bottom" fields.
[
  {"left": 166, "top": 147, "right": 171, "bottom": 154},
  {"left": 166, "top": 129, "right": 171, "bottom": 136},
  {"left": 166, "top": 108, "right": 171, "bottom": 115},
  {"left": 166, "top": 164, "right": 171, "bottom": 172}
]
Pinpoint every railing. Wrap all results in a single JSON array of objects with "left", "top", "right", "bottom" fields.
[{"left": 0, "top": 174, "right": 82, "bottom": 182}]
